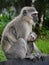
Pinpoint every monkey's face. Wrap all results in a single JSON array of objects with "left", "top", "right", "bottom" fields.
[
  {"left": 21, "top": 7, "right": 39, "bottom": 27},
  {"left": 27, "top": 8, "right": 38, "bottom": 26}
]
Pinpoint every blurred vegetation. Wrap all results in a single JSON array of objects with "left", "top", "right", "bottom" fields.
[
  {"left": 0, "top": 12, "right": 12, "bottom": 39},
  {"left": 0, "top": 45, "right": 7, "bottom": 61},
  {"left": 36, "top": 38, "right": 49, "bottom": 54},
  {"left": 0, "top": 0, "right": 49, "bottom": 61}
]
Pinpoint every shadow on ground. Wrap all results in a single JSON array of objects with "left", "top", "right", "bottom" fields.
[{"left": 0, "top": 55, "right": 49, "bottom": 65}]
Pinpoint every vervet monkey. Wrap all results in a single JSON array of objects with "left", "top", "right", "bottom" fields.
[{"left": 1, "top": 6, "right": 43, "bottom": 60}]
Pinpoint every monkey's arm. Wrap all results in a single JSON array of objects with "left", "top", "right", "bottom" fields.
[
  {"left": 33, "top": 42, "right": 44, "bottom": 59},
  {"left": 33, "top": 42, "right": 44, "bottom": 61},
  {"left": 6, "top": 33, "right": 17, "bottom": 43},
  {"left": 33, "top": 42, "right": 42, "bottom": 55}
]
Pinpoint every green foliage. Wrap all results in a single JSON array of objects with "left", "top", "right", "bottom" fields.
[
  {"left": 44, "top": 8, "right": 49, "bottom": 27},
  {"left": 36, "top": 38, "right": 49, "bottom": 54},
  {"left": 0, "top": 13, "right": 12, "bottom": 36},
  {"left": 0, "top": 45, "right": 7, "bottom": 61},
  {"left": 39, "top": 27, "right": 49, "bottom": 39}
]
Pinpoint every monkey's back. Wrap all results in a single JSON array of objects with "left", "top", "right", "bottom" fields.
[{"left": 1, "top": 15, "right": 28, "bottom": 47}]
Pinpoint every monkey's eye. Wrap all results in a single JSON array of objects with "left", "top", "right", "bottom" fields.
[{"left": 31, "top": 13, "right": 38, "bottom": 17}]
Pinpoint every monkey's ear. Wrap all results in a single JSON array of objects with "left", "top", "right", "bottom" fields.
[{"left": 23, "top": 10, "right": 27, "bottom": 16}]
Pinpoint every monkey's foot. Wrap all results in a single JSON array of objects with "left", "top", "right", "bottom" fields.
[
  {"left": 35, "top": 54, "right": 45, "bottom": 61},
  {"left": 26, "top": 54, "right": 36, "bottom": 62}
]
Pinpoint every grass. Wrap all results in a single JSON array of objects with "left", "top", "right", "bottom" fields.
[{"left": 36, "top": 38, "right": 49, "bottom": 54}]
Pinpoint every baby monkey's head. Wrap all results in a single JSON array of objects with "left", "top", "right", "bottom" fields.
[{"left": 27, "top": 32, "right": 37, "bottom": 42}]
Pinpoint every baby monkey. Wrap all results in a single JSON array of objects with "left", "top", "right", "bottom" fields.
[
  {"left": 27, "top": 32, "right": 37, "bottom": 42},
  {"left": 27, "top": 32, "right": 44, "bottom": 61}
]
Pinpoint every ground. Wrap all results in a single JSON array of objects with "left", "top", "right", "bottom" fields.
[{"left": 0, "top": 55, "right": 49, "bottom": 65}]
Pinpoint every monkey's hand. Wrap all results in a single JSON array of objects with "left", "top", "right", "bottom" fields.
[
  {"left": 27, "top": 32, "right": 37, "bottom": 42},
  {"left": 35, "top": 53, "right": 45, "bottom": 61}
]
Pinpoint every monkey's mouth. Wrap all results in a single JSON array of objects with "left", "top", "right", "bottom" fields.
[
  {"left": 31, "top": 13, "right": 39, "bottom": 22},
  {"left": 33, "top": 17, "right": 39, "bottom": 22}
]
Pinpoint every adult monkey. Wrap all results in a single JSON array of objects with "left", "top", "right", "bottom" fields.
[{"left": 1, "top": 7, "right": 44, "bottom": 60}]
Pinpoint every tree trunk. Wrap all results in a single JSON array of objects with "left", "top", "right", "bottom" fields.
[{"left": 34, "top": 0, "right": 46, "bottom": 24}]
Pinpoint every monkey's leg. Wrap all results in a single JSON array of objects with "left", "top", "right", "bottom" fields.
[
  {"left": 6, "top": 38, "right": 27, "bottom": 59},
  {"left": 33, "top": 42, "right": 44, "bottom": 61},
  {"left": 25, "top": 54, "right": 36, "bottom": 61},
  {"left": 15, "top": 38, "right": 27, "bottom": 59},
  {"left": 33, "top": 42, "right": 41, "bottom": 55},
  {"left": 25, "top": 42, "right": 36, "bottom": 60}
]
